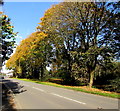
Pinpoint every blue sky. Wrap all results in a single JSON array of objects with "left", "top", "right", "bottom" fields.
[
  {"left": 3, "top": 2, "right": 58, "bottom": 45},
  {"left": 2, "top": 2, "right": 58, "bottom": 73}
]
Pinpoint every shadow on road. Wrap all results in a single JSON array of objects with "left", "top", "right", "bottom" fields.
[
  {"left": 2, "top": 79, "right": 27, "bottom": 111},
  {"left": 3, "top": 79, "right": 27, "bottom": 94}
]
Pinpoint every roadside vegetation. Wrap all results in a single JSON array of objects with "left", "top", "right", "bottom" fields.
[
  {"left": 12, "top": 78, "right": 120, "bottom": 99},
  {"left": 6, "top": 2, "right": 120, "bottom": 96}
]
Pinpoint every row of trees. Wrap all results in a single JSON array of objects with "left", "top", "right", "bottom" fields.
[
  {"left": 6, "top": 2, "right": 120, "bottom": 91},
  {"left": 6, "top": 32, "right": 52, "bottom": 80}
]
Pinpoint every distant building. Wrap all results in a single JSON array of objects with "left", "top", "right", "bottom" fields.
[{"left": 6, "top": 71, "right": 13, "bottom": 78}]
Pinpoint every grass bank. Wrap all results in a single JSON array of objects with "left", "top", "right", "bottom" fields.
[{"left": 12, "top": 78, "right": 120, "bottom": 99}]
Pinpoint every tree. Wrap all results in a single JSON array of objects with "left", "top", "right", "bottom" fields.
[
  {"left": 0, "top": 12, "right": 16, "bottom": 68},
  {"left": 0, "top": 0, "right": 4, "bottom": 5},
  {"left": 38, "top": 2, "right": 119, "bottom": 87},
  {"left": 6, "top": 31, "right": 52, "bottom": 80}
]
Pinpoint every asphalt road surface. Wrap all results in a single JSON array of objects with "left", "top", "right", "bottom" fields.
[{"left": 3, "top": 78, "right": 119, "bottom": 110}]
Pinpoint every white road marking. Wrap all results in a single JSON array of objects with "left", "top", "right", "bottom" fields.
[
  {"left": 51, "top": 93, "right": 86, "bottom": 105},
  {"left": 32, "top": 87, "right": 45, "bottom": 92}
]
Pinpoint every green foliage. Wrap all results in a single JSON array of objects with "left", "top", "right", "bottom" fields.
[
  {"left": 38, "top": 2, "right": 119, "bottom": 88},
  {"left": 0, "top": 13, "right": 16, "bottom": 66},
  {"left": 94, "top": 62, "right": 120, "bottom": 93},
  {"left": 108, "top": 78, "right": 120, "bottom": 93}
]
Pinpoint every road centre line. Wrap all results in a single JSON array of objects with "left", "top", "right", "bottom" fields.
[
  {"left": 32, "top": 87, "right": 45, "bottom": 92},
  {"left": 32, "top": 86, "right": 86, "bottom": 105},
  {"left": 51, "top": 93, "right": 86, "bottom": 105}
]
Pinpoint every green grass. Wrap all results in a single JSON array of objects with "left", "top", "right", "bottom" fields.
[{"left": 12, "top": 78, "right": 120, "bottom": 99}]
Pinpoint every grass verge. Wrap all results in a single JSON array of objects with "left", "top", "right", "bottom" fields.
[{"left": 12, "top": 78, "right": 120, "bottom": 99}]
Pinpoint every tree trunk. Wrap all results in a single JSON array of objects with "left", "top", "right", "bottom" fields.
[
  {"left": 40, "top": 65, "right": 44, "bottom": 81},
  {"left": 89, "top": 69, "right": 94, "bottom": 88},
  {"left": 88, "top": 55, "right": 97, "bottom": 88}
]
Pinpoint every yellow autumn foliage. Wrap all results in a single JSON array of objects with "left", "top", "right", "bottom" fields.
[{"left": 6, "top": 31, "right": 48, "bottom": 70}]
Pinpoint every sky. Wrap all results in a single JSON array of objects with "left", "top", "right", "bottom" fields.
[
  {"left": 1, "top": 2, "right": 59, "bottom": 73},
  {"left": 3, "top": 2, "right": 58, "bottom": 45}
]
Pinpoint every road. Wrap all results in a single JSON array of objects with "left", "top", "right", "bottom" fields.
[{"left": 3, "top": 78, "right": 119, "bottom": 110}]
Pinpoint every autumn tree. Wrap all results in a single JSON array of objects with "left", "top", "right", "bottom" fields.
[
  {"left": 6, "top": 31, "right": 52, "bottom": 80},
  {"left": 27, "top": 32, "right": 52, "bottom": 80},
  {"left": 38, "top": 2, "right": 120, "bottom": 87}
]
